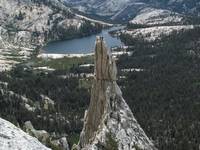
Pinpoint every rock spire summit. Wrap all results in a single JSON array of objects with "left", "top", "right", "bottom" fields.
[{"left": 76, "top": 36, "right": 156, "bottom": 150}]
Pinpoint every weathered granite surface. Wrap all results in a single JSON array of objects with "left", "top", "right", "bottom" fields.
[
  {"left": 0, "top": 118, "right": 49, "bottom": 150},
  {"left": 76, "top": 37, "right": 157, "bottom": 150}
]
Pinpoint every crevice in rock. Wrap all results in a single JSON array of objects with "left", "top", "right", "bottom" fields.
[{"left": 76, "top": 36, "right": 157, "bottom": 150}]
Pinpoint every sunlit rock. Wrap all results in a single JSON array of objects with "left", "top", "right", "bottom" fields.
[{"left": 76, "top": 36, "right": 157, "bottom": 150}]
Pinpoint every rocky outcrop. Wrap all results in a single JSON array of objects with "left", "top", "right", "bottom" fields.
[
  {"left": 0, "top": 117, "right": 49, "bottom": 150},
  {"left": 76, "top": 37, "right": 156, "bottom": 150},
  {"left": 0, "top": 81, "right": 70, "bottom": 150},
  {"left": 24, "top": 121, "right": 70, "bottom": 150},
  {"left": 41, "top": 94, "right": 55, "bottom": 111},
  {"left": 24, "top": 121, "right": 50, "bottom": 143},
  {"left": 0, "top": 0, "right": 103, "bottom": 71},
  {"left": 51, "top": 137, "right": 70, "bottom": 150}
]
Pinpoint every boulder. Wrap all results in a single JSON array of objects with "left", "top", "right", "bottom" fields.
[
  {"left": 24, "top": 121, "right": 50, "bottom": 143},
  {"left": 0, "top": 118, "right": 49, "bottom": 150}
]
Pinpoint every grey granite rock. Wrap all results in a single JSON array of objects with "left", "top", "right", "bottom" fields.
[{"left": 77, "top": 36, "right": 157, "bottom": 150}]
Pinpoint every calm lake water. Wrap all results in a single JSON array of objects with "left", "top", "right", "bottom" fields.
[{"left": 43, "top": 26, "right": 124, "bottom": 54}]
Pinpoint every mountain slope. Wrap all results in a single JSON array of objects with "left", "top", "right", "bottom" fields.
[
  {"left": 65, "top": 0, "right": 145, "bottom": 20},
  {"left": 118, "top": 25, "right": 200, "bottom": 150},
  {"left": 0, "top": 0, "right": 103, "bottom": 71},
  {"left": 0, "top": 117, "right": 49, "bottom": 150},
  {"left": 130, "top": 7, "right": 184, "bottom": 25},
  {"left": 64, "top": 0, "right": 200, "bottom": 21},
  {"left": 151, "top": 0, "right": 200, "bottom": 16}
]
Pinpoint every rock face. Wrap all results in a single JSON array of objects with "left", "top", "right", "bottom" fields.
[
  {"left": 77, "top": 37, "right": 156, "bottom": 150},
  {"left": 130, "top": 7, "right": 183, "bottom": 26},
  {"left": 24, "top": 121, "right": 50, "bottom": 143},
  {"left": 0, "top": 0, "right": 103, "bottom": 72},
  {"left": 0, "top": 117, "right": 49, "bottom": 150},
  {"left": 65, "top": 0, "right": 200, "bottom": 21},
  {"left": 51, "top": 137, "right": 70, "bottom": 150},
  {"left": 65, "top": 0, "right": 142, "bottom": 20},
  {"left": 24, "top": 121, "right": 70, "bottom": 150}
]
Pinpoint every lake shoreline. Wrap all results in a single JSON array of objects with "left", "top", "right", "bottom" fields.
[
  {"left": 42, "top": 25, "right": 125, "bottom": 54},
  {"left": 37, "top": 53, "right": 94, "bottom": 59},
  {"left": 37, "top": 50, "right": 132, "bottom": 59}
]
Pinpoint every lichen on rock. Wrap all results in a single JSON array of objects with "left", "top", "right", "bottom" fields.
[{"left": 76, "top": 36, "right": 157, "bottom": 150}]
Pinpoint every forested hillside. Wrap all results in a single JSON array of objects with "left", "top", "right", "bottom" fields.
[
  {"left": 1, "top": 1, "right": 200, "bottom": 149},
  {"left": 1, "top": 26, "right": 200, "bottom": 149},
  {"left": 118, "top": 26, "right": 200, "bottom": 150},
  {"left": 0, "top": 64, "right": 91, "bottom": 148}
]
